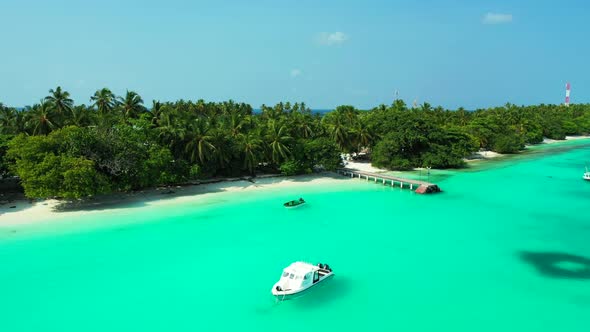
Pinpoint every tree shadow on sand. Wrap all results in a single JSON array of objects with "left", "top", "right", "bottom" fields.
[
  {"left": 519, "top": 251, "right": 590, "bottom": 280},
  {"left": 51, "top": 174, "right": 335, "bottom": 213}
]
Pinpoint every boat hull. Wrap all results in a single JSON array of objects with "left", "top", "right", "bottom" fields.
[
  {"left": 272, "top": 274, "right": 334, "bottom": 301},
  {"left": 284, "top": 203, "right": 305, "bottom": 209}
]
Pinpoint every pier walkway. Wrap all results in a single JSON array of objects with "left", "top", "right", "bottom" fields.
[{"left": 336, "top": 168, "right": 441, "bottom": 194}]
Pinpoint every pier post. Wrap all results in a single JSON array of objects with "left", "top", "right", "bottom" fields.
[
  {"left": 400, "top": 182, "right": 403, "bottom": 188},
  {"left": 374, "top": 177, "right": 377, "bottom": 183},
  {"left": 383, "top": 179, "right": 385, "bottom": 185},
  {"left": 351, "top": 173, "right": 353, "bottom": 178},
  {"left": 410, "top": 183, "right": 413, "bottom": 190},
  {"left": 391, "top": 180, "right": 394, "bottom": 187}
]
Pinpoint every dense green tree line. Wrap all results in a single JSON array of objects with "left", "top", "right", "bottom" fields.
[
  {"left": 1, "top": 87, "right": 589, "bottom": 198},
  {"left": 365, "top": 100, "right": 590, "bottom": 169},
  {"left": 0, "top": 88, "right": 343, "bottom": 198}
]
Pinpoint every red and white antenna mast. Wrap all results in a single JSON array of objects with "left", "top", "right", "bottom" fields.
[{"left": 565, "top": 82, "right": 571, "bottom": 106}]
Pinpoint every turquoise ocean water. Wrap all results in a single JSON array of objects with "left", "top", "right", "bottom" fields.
[{"left": 1, "top": 140, "right": 590, "bottom": 331}]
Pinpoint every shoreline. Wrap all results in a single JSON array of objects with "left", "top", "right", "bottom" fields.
[
  {"left": 0, "top": 173, "right": 351, "bottom": 229},
  {"left": 542, "top": 135, "right": 590, "bottom": 144},
  {"left": 2, "top": 135, "right": 589, "bottom": 230},
  {"left": 465, "top": 135, "right": 590, "bottom": 163},
  {"left": 344, "top": 135, "right": 590, "bottom": 173}
]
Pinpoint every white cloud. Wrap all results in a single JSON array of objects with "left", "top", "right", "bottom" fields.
[
  {"left": 482, "top": 12, "right": 513, "bottom": 25},
  {"left": 290, "top": 69, "right": 302, "bottom": 78},
  {"left": 316, "top": 32, "right": 348, "bottom": 46}
]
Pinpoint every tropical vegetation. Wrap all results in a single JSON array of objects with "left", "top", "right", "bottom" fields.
[{"left": 1, "top": 87, "right": 589, "bottom": 199}]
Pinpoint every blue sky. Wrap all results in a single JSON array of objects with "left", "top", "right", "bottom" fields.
[{"left": 0, "top": 0, "right": 588, "bottom": 109}]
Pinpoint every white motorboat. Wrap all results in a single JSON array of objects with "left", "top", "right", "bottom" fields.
[
  {"left": 584, "top": 166, "right": 590, "bottom": 181},
  {"left": 271, "top": 261, "right": 334, "bottom": 300}
]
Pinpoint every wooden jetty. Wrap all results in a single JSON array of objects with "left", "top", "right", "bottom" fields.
[{"left": 336, "top": 168, "right": 441, "bottom": 194}]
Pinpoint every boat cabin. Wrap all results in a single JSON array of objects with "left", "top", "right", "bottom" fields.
[
  {"left": 276, "top": 262, "right": 331, "bottom": 289},
  {"left": 272, "top": 261, "right": 334, "bottom": 299}
]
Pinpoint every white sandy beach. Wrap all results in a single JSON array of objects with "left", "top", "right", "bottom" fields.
[
  {"left": 465, "top": 150, "right": 504, "bottom": 162},
  {"left": 342, "top": 160, "right": 387, "bottom": 173},
  {"left": 0, "top": 174, "right": 349, "bottom": 228},
  {"left": 542, "top": 135, "right": 590, "bottom": 144}
]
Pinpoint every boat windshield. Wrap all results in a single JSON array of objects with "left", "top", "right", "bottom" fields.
[{"left": 282, "top": 271, "right": 289, "bottom": 277}]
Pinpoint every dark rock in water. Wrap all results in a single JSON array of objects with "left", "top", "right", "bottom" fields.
[{"left": 9, "top": 205, "right": 16, "bottom": 209}]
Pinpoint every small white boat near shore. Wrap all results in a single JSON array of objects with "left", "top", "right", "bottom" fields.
[
  {"left": 271, "top": 261, "right": 334, "bottom": 300},
  {"left": 584, "top": 166, "right": 590, "bottom": 181}
]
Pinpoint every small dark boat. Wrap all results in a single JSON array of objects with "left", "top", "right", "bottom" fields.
[{"left": 284, "top": 198, "right": 305, "bottom": 208}]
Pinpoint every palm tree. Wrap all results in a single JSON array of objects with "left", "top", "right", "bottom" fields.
[
  {"left": 45, "top": 86, "right": 73, "bottom": 116},
  {"left": 352, "top": 121, "right": 373, "bottom": 152},
  {"left": 210, "top": 130, "right": 233, "bottom": 169},
  {"left": 222, "top": 112, "right": 249, "bottom": 139},
  {"left": 157, "top": 108, "right": 187, "bottom": 158},
  {"left": 90, "top": 88, "right": 116, "bottom": 115},
  {"left": 185, "top": 119, "right": 215, "bottom": 164},
  {"left": 323, "top": 113, "right": 350, "bottom": 151},
  {"left": 118, "top": 90, "right": 145, "bottom": 120},
  {"left": 64, "top": 105, "right": 90, "bottom": 127},
  {"left": 261, "top": 104, "right": 284, "bottom": 122},
  {"left": 0, "top": 106, "right": 18, "bottom": 134},
  {"left": 420, "top": 102, "right": 433, "bottom": 113},
  {"left": 150, "top": 100, "right": 163, "bottom": 126},
  {"left": 239, "top": 132, "right": 263, "bottom": 174},
  {"left": 392, "top": 99, "right": 407, "bottom": 111},
  {"left": 26, "top": 100, "right": 57, "bottom": 135},
  {"left": 14, "top": 110, "right": 26, "bottom": 134},
  {"left": 265, "top": 120, "right": 292, "bottom": 164},
  {"left": 457, "top": 107, "right": 468, "bottom": 126},
  {"left": 289, "top": 111, "right": 314, "bottom": 138}
]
